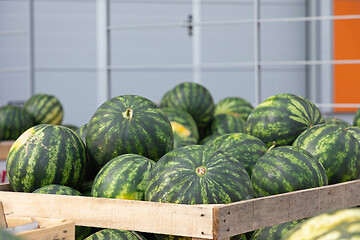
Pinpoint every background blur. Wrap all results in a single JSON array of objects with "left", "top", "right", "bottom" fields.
[{"left": 0, "top": 0, "right": 359, "bottom": 127}]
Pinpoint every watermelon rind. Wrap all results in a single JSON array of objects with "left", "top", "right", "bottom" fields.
[
  {"left": 251, "top": 146, "right": 328, "bottom": 197},
  {"left": 86, "top": 95, "right": 174, "bottom": 168},
  {"left": 145, "top": 145, "right": 254, "bottom": 204},
  {"left": 214, "top": 96, "right": 254, "bottom": 121},
  {"left": 84, "top": 229, "right": 147, "bottom": 240},
  {"left": 250, "top": 220, "right": 302, "bottom": 240},
  {"left": 246, "top": 93, "right": 324, "bottom": 147}
]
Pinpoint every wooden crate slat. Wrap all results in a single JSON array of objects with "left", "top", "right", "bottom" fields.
[
  {"left": 214, "top": 179, "right": 360, "bottom": 240},
  {"left": 6, "top": 217, "right": 75, "bottom": 240},
  {"left": 0, "top": 191, "right": 215, "bottom": 239}
]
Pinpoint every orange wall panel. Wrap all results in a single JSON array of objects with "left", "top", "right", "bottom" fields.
[{"left": 334, "top": 0, "right": 360, "bottom": 112}]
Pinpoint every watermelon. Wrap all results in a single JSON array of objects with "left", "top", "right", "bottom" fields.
[
  {"left": 346, "top": 126, "right": 360, "bottom": 143},
  {"left": 162, "top": 108, "right": 199, "bottom": 148},
  {"left": 251, "top": 146, "right": 328, "bottom": 197},
  {"left": 32, "top": 184, "right": 93, "bottom": 240},
  {"left": 0, "top": 105, "right": 34, "bottom": 140},
  {"left": 249, "top": 220, "right": 302, "bottom": 240},
  {"left": 145, "top": 145, "right": 254, "bottom": 204},
  {"left": 324, "top": 117, "right": 350, "bottom": 128},
  {"left": 353, "top": 107, "right": 360, "bottom": 126},
  {"left": 293, "top": 124, "right": 360, "bottom": 184},
  {"left": 214, "top": 96, "right": 254, "bottom": 121},
  {"left": 209, "top": 113, "right": 246, "bottom": 136},
  {"left": 160, "top": 82, "right": 215, "bottom": 129},
  {"left": 24, "top": 93, "right": 63, "bottom": 125},
  {"left": 283, "top": 208, "right": 360, "bottom": 240},
  {"left": 75, "top": 123, "right": 87, "bottom": 145},
  {"left": 246, "top": 94, "right": 324, "bottom": 147},
  {"left": 92, "top": 154, "right": 155, "bottom": 200},
  {"left": 63, "top": 124, "right": 78, "bottom": 131},
  {"left": 86, "top": 95, "right": 173, "bottom": 168},
  {"left": 206, "top": 133, "right": 267, "bottom": 176},
  {"left": 85, "top": 229, "right": 147, "bottom": 240},
  {"left": 6, "top": 124, "right": 87, "bottom": 192},
  {"left": 33, "top": 184, "right": 82, "bottom": 195},
  {"left": 199, "top": 134, "right": 219, "bottom": 145}
]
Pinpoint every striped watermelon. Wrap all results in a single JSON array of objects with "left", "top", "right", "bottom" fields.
[
  {"left": 160, "top": 82, "right": 215, "bottom": 129},
  {"left": 251, "top": 146, "right": 328, "bottom": 197},
  {"left": 145, "top": 145, "right": 253, "bottom": 204},
  {"left": 92, "top": 154, "right": 155, "bottom": 200},
  {"left": 84, "top": 229, "right": 147, "bottom": 240},
  {"left": 214, "top": 96, "right": 254, "bottom": 121},
  {"left": 246, "top": 94, "right": 324, "bottom": 147},
  {"left": 283, "top": 208, "right": 360, "bottom": 240},
  {"left": 249, "top": 220, "right": 302, "bottom": 240},
  {"left": 346, "top": 126, "right": 360, "bottom": 143},
  {"left": 324, "top": 117, "right": 350, "bottom": 128},
  {"left": 6, "top": 124, "right": 87, "bottom": 192},
  {"left": 33, "top": 184, "right": 82, "bottom": 195},
  {"left": 206, "top": 133, "right": 267, "bottom": 176},
  {"left": 86, "top": 95, "right": 173, "bottom": 168},
  {"left": 75, "top": 124, "right": 87, "bottom": 145},
  {"left": 293, "top": 124, "right": 360, "bottom": 184},
  {"left": 0, "top": 105, "right": 34, "bottom": 140},
  {"left": 162, "top": 108, "right": 199, "bottom": 148},
  {"left": 353, "top": 107, "right": 360, "bottom": 126},
  {"left": 209, "top": 113, "right": 246, "bottom": 136},
  {"left": 24, "top": 93, "right": 63, "bottom": 125}
]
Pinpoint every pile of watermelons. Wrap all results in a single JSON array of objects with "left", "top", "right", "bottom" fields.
[{"left": 3, "top": 82, "right": 360, "bottom": 240}]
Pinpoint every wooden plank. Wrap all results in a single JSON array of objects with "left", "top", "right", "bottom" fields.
[
  {"left": 214, "top": 179, "right": 360, "bottom": 240},
  {"left": 6, "top": 217, "right": 75, "bottom": 240},
  {"left": 0, "top": 201, "right": 7, "bottom": 228},
  {"left": 0, "top": 191, "right": 215, "bottom": 239},
  {"left": 0, "top": 140, "right": 14, "bottom": 159},
  {"left": 0, "top": 183, "right": 12, "bottom": 191}
]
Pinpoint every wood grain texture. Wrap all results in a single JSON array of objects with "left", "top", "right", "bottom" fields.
[
  {"left": 0, "top": 201, "right": 7, "bottom": 228},
  {"left": 214, "top": 179, "right": 360, "bottom": 240},
  {"left": 6, "top": 217, "right": 75, "bottom": 240},
  {"left": 0, "top": 191, "right": 214, "bottom": 239},
  {"left": 0, "top": 140, "right": 14, "bottom": 160}
]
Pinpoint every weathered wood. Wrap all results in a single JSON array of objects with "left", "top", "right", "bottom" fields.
[
  {"left": 0, "top": 201, "right": 7, "bottom": 228},
  {"left": 0, "top": 183, "right": 12, "bottom": 191},
  {"left": 0, "top": 191, "right": 215, "bottom": 239},
  {"left": 0, "top": 140, "right": 14, "bottom": 159},
  {"left": 214, "top": 179, "right": 360, "bottom": 240},
  {"left": 6, "top": 217, "right": 75, "bottom": 240}
]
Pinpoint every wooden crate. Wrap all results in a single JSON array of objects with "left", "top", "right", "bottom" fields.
[
  {"left": 6, "top": 217, "right": 75, "bottom": 240},
  {"left": 0, "top": 180, "right": 359, "bottom": 240}
]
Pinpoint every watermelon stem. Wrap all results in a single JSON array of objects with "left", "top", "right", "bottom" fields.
[
  {"left": 123, "top": 108, "right": 133, "bottom": 120},
  {"left": 267, "top": 141, "right": 276, "bottom": 152},
  {"left": 196, "top": 166, "right": 207, "bottom": 176}
]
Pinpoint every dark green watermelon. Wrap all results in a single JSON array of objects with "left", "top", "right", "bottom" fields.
[
  {"left": 199, "top": 134, "right": 219, "bottom": 145},
  {"left": 92, "top": 154, "right": 155, "bottom": 200},
  {"left": 6, "top": 124, "right": 87, "bottom": 192},
  {"left": 160, "top": 82, "right": 215, "bottom": 129},
  {"left": 24, "top": 93, "right": 63, "bottom": 125},
  {"left": 209, "top": 113, "right": 246, "bottom": 136},
  {"left": 84, "top": 229, "right": 147, "bottom": 240},
  {"left": 214, "top": 96, "right": 254, "bottom": 121},
  {"left": 32, "top": 184, "right": 93, "bottom": 240},
  {"left": 246, "top": 94, "right": 324, "bottom": 147},
  {"left": 0, "top": 105, "right": 34, "bottom": 141},
  {"left": 324, "top": 117, "right": 350, "bottom": 128},
  {"left": 33, "top": 184, "right": 82, "bottom": 195},
  {"left": 162, "top": 107, "right": 199, "bottom": 148},
  {"left": 145, "top": 145, "right": 253, "bottom": 204},
  {"left": 249, "top": 220, "right": 302, "bottom": 240},
  {"left": 251, "top": 146, "right": 328, "bottom": 197},
  {"left": 293, "top": 124, "right": 360, "bottom": 184},
  {"left": 353, "top": 107, "right": 360, "bottom": 126},
  {"left": 75, "top": 123, "right": 88, "bottom": 145},
  {"left": 206, "top": 133, "right": 267, "bottom": 176},
  {"left": 86, "top": 95, "right": 173, "bottom": 168},
  {"left": 346, "top": 126, "right": 360, "bottom": 144}
]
